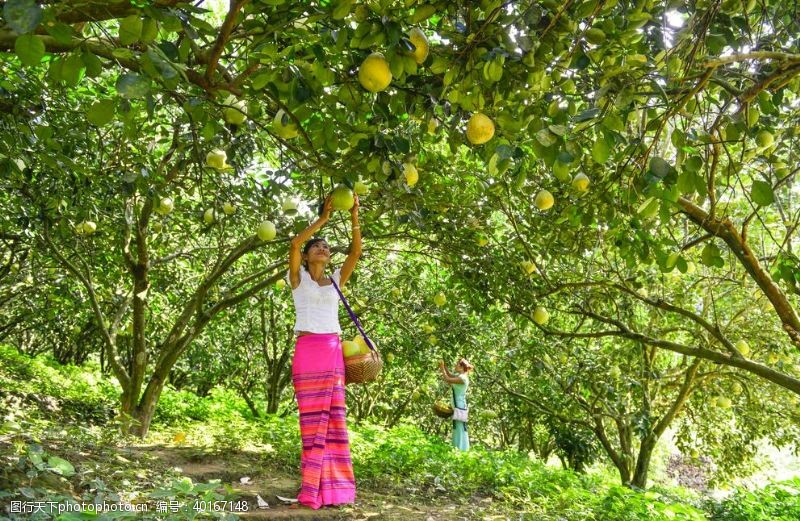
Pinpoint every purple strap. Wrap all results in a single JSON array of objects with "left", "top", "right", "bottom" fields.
[{"left": 331, "top": 278, "right": 377, "bottom": 352}]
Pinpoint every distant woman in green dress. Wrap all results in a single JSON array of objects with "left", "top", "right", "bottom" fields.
[{"left": 438, "top": 358, "right": 474, "bottom": 451}]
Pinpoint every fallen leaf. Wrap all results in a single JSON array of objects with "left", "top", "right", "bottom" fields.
[
  {"left": 239, "top": 476, "right": 251, "bottom": 485},
  {"left": 255, "top": 494, "right": 269, "bottom": 509},
  {"left": 276, "top": 495, "right": 298, "bottom": 504}
]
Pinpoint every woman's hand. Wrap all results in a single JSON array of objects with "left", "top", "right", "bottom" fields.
[
  {"left": 321, "top": 195, "right": 333, "bottom": 220},
  {"left": 350, "top": 194, "right": 360, "bottom": 218}
]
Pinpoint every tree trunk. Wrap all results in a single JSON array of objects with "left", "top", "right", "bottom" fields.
[{"left": 631, "top": 437, "right": 657, "bottom": 489}]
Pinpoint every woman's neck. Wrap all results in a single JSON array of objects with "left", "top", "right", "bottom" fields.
[{"left": 306, "top": 262, "right": 326, "bottom": 281}]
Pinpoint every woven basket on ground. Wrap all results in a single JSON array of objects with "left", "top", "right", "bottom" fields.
[
  {"left": 432, "top": 402, "right": 454, "bottom": 419},
  {"left": 344, "top": 350, "right": 382, "bottom": 384}
]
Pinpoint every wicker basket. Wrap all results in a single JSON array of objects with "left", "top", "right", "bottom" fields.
[
  {"left": 432, "top": 402, "right": 454, "bottom": 419},
  {"left": 344, "top": 350, "right": 383, "bottom": 385}
]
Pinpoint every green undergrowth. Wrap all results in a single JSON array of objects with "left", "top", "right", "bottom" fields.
[{"left": 2, "top": 346, "right": 800, "bottom": 520}]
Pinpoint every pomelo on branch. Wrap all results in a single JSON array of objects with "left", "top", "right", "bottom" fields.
[
  {"left": 756, "top": 129, "right": 774, "bottom": 148},
  {"left": 534, "top": 189, "right": 554, "bottom": 211},
  {"left": 404, "top": 162, "right": 419, "bottom": 186},
  {"left": 433, "top": 292, "right": 447, "bottom": 307},
  {"left": 407, "top": 27, "right": 429, "bottom": 65},
  {"left": 715, "top": 396, "right": 732, "bottom": 409},
  {"left": 203, "top": 209, "right": 216, "bottom": 224},
  {"left": 354, "top": 181, "right": 369, "bottom": 195},
  {"left": 331, "top": 185, "right": 355, "bottom": 211},
  {"left": 76, "top": 220, "right": 97, "bottom": 235},
  {"left": 205, "top": 149, "right": 227, "bottom": 170},
  {"left": 358, "top": 52, "right": 392, "bottom": 92},
  {"left": 532, "top": 306, "right": 549, "bottom": 325},
  {"left": 466, "top": 112, "right": 495, "bottom": 145},
  {"left": 572, "top": 173, "right": 590, "bottom": 192},
  {"left": 257, "top": 221, "right": 277, "bottom": 241},
  {"left": 273, "top": 109, "right": 299, "bottom": 139},
  {"left": 222, "top": 202, "right": 236, "bottom": 215},
  {"left": 736, "top": 339, "right": 750, "bottom": 357},
  {"left": 156, "top": 197, "right": 174, "bottom": 215},
  {"left": 282, "top": 197, "right": 299, "bottom": 215},
  {"left": 520, "top": 260, "right": 537, "bottom": 275},
  {"left": 275, "top": 279, "right": 286, "bottom": 290},
  {"left": 223, "top": 95, "right": 247, "bottom": 125}
]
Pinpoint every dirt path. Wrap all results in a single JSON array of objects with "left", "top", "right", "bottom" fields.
[{"left": 124, "top": 445, "right": 494, "bottom": 520}]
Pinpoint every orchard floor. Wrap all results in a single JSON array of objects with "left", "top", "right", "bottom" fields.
[
  {"left": 1, "top": 425, "right": 499, "bottom": 521},
  {"left": 124, "top": 443, "right": 488, "bottom": 520}
]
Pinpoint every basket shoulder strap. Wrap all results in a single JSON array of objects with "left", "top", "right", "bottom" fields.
[{"left": 331, "top": 279, "right": 376, "bottom": 352}]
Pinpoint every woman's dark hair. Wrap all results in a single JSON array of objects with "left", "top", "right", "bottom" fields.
[
  {"left": 302, "top": 238, "right": 327, "bottom": 269},
  {"left": 458, "top": 358, "right": 474, "bottom": 372}
]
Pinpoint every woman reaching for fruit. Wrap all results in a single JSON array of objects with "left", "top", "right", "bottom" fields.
[
  {"left": 286, "top": 191, "right": 361, "bottom": 509},
  {"left": 439, "top": 358, "right": 474, "bottom": 451}
]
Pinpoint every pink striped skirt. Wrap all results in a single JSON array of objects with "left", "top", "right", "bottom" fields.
[{"left": 292, "top": 333, "right": 356, "bottom": 509}]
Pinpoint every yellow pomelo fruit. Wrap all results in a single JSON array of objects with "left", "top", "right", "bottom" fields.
[
  {"left": 358, "top": 53, "right": 392, "bottom": 92},
  {"left": 273, "top": 109, "right": 299, "bottom": 139},
  {"left": 342, "top": 340, "right": 361, "bottom": 358},
  {"left": 203, "top": 209, "right": 216, "bottom": 224},
  {"left": 156, "top": 197, "right": 174, "bottom": 215},
  {"left": 533, "top": 306, "right": 550, "bottom": 325},
  {"left": 466, "top": 112, "right": 495, "bottom": 145},
  {"left": 572, "top": 173, "right": 590, "bottom": 192},
  {"left": 408, "top": 28, "right": 429, "bottom": 65},
  {"left": 354, "top": 181, "right": 369, "bottom": 195},
  {"left": 353, "top": 335, "right": 371, "bottom": 354},
  {"left": 404, "top": 162, "right": 419, "bottom": 186},
  {"left": 256, "top": 221, "right": 276, "bottom": 241},
  {"left": 756, "top": 129, "right": 774, "bottom": 148},
  {"left": 520, "top": 261, "right": 536, "bottom": 275},
  {"left": 433, "top": 292, "right": 446, "bottom": 307},
  {"left": 205, "top": 149, "right": 227, "bottom": 170},
  {"left": 331, "top": 184, "right": 355, "bottom": 211},
  {"left": 534, "top": 189, "right": 554, "bottom": 211},
  {"left": 223, "top": 95, "right": 247, "bottom": 125},
  {"left": 736, "top": 339, "right": 750, "bottom": 357}
]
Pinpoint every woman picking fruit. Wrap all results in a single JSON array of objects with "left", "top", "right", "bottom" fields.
[
  {"left": 438, "top": 358, "right": 474, "bottom": 451},
  {"left": 286, "top": 190, "right": 361, "bottom": 509}
]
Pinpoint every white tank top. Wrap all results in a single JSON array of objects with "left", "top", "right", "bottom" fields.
[{"left": 287, "top": 266, "right": 342, "bottom": 334}]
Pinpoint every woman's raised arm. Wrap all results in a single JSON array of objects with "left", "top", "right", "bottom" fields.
[
  {"left": 288, "top": 196, "right": 332, "bottom": 289},
  {"left": 338, "top": 194, "right": 362, "bottom": 288}
]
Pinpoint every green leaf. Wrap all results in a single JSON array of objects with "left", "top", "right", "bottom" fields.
[
  {"left": 116, "top": 73, "right": 151, "bottom": 99},
  {"left": 602, "top": 112, "right": 625, "bottom": 132},
  {"left": 61, "top": 54, "right": 85, "bottom": 85},
  {"left": 44, "top": 21, "right": 74, "bottom": 45},
  {"left": 82, "top": 51, "right": 103, "bottom": 77},
  {"left": 751, "top": 180, "right": 774, "bottom": 206},
  {"left": 119, "top": 15, "right": 143, "bottom": 46},
  {"left": 14, "top": 34, "right": 45, "bottom": 67},
  {"left": 701, "top": 244, "right": 723, "bottom": 268},
  {"left": 3, "top": 0, "right": 43, "bottom": 34},
  {"left": 677, "top": 171, "right": 694, "bottom": 195},
  {"left": 592, "top": 137, "right": 610, "bottom": 164},
  {"left": 47, "top": 456, "right": 75, "bottom": 476},
  {"left": 87, "top": 100, "right": 116, "bottom": 127},
  {"left": 535, "top": 128, "right": 556, "bottom": 147}
]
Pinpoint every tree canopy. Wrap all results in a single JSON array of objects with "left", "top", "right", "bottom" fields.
[{"left": 2, "top": 0, "right": 800, "bottom": 489}]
